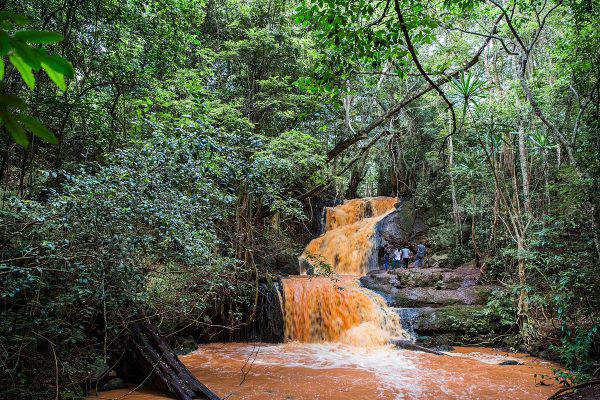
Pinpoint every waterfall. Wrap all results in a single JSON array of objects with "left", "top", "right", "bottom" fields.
[
  {"left": 299, "top": 197, "right": 398, "bottom": 275},
  {"left": 285, "top": 197, "right": 411, "bottom": 346},
  {"left": 282, "top": 276, "right": 410, "bottom": 346}
]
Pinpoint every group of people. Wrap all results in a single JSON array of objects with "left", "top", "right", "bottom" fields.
[{"left": 384, "top": 242, "right": 426, "bottom": 270}]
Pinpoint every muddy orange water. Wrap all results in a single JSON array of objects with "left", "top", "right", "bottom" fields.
[{"left": 93, "top": 342, "right": 561, "bottom": 400}]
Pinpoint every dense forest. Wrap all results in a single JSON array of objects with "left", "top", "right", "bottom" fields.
[{"left": 1, "top": 0, "right": 598, "bottom": 399}]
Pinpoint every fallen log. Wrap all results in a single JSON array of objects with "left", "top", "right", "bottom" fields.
[
  {"left": 547, "top": 380, "right": 600, "bottom": 400},
  {"left": 119, "top": 320, "right": 220, "bottom": 400},
  {"left": 390, "top": 339, "right": 445, "bottom": 355}
]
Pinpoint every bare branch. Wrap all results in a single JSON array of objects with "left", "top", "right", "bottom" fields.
[
  {"left": 488, "top": 0, "right": 527, "bottom": 51},
  {"left": 394, "top": 0, "right": 458, "bottom": 139},
  {"left": 366, "top": 0, "right": 392, "bottom": 28},
  {"left": 445, "top": 25, "right": 517, "bottom": 55},
  {"left": 326, "top": 14, "right": 502, "bottom": 161}
]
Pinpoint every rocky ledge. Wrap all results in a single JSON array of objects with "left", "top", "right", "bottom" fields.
[{"left": 361, "top": 260, "right": 504, "bottom": 347}]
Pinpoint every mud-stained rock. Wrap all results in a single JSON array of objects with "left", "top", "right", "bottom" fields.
[{"left": 390, "top": 285, "right": 496, "bottom": 307}]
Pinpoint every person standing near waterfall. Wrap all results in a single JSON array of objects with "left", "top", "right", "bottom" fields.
[
  {"left": 392, "top": 248, "right": 402, "bottom": 269},
  {"left": 401, "top": 246, "right": 411, "bottom": 269},
  {"left": 415, "top": 242, "right": 426, "bottom": 268}
]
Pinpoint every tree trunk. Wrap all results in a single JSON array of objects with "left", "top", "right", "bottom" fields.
[
  {"left": 516, "top": 236, "right": 532, "bottom": 344},
  {"left": 448, "top": 134, "right": 461, "bottom": 244},
  {"left": 345, "top": 151, "right": 368, "bottom": 199},
  {"left": 517, "top": 118, "right": 531, "bottom": 213},
  {"left": 119, "top": 321, "right": 221, "bottom": 400}
]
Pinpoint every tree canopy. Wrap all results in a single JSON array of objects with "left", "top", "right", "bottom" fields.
[{"left": 0, "top": 0, "right": 598, "bottom": 398}]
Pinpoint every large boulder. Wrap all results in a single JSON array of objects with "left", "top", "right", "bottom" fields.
[{"left": 374, "top": 201, "right": 427, "bottom": 256}]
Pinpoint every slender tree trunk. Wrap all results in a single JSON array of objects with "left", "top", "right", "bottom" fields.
[
  {"left": 516, "top": 234, "right": 532, "bottom": 344},
  {"left": 345, "top": 151, "right": 368, "bottom": 199},
  {"left": 471, "top": 194, "right": 482, "bottom": 271},
  {"left": 542, "top": 149, "right": 551, "bottom": 211},
  {"left": 513, "top": 56, "right": 532, "bottom": 214},
  {"left": 448, "top": 132, "right": 461, "bottom": 244},
  {"left": 517, "top": 118, "right": 531, "bottom": 213}
]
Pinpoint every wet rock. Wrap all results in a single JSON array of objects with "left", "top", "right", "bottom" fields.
[
  {"left": 498, "top": 360, "right": 523, "bottom": 366},
  {"left": 100, "top": 377, "right": 127, "bottom": 391}
]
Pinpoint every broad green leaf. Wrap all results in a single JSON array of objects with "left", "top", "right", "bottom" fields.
[
  {"left": 0, "top": 58, "right": 3, "bottom": 80},
  {"left": 42, "top": 62, "right": 66, "bottom": 91},
  {"left": 19, "top": 115, "right": 58, "bottom": 144},
  {"left": 2, "top": 113, "right": 28, "bottom": 147},
  {"left": 0, "top": 31, "right": 9, "bottom": 55},
  {"left": 40, "top": 54, "right": 74, "bottom": 78},
  {"left": 11, "top": 40, "right": 41, "bottom": 70},
  {"left": 14, "top": 30, "right": 64, "bottom": 44},
  {"left": 0, "top": 94, "right": 27, "bottom": 109},
  {"left": 9, "top": 55, "right": 35, "bottom": 89}
]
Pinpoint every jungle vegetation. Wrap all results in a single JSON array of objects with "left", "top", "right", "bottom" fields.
[{"left": 0, "top": 0, "right": 598, "bottom": 398}]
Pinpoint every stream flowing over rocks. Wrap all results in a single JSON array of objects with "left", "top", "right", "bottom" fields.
[{"left": 93, "top": 197, "right": 562, "bottom": 400}]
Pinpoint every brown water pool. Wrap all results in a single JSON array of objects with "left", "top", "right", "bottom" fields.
[{"left": 91, "top": 342, "right": 562, "bottom": 400}]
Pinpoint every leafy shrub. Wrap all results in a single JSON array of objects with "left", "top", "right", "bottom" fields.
[{"left": 0, "top": 122, "right": 253, "bottom": 398}]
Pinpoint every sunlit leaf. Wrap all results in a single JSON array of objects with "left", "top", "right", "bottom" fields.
[
  {"left": 40, "top": 54, "right": 74, "bottom": 78},
  {"left": 10, "top": 39, "right": 41, "bottom": 70},
  {"left": 19, "top": 115, "right": 58, "bottom": 144},
  {"left": 42, "top": 62, "right": 66, "bottom": 91},
  {"left": 9, "top": 54, "right": 35, "bottom": 89}
]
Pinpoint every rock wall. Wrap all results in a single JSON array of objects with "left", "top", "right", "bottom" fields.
[
  {"left": 374, "top": 201, "right": 427, "bottom": 262},
  {"left": 360, "top": 261, "right": 504, "bottom": 347}
]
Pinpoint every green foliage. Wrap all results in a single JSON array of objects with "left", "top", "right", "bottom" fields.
[
  {"left": 482, "top": 289, "right": 518, "bottom": 330},
  {"left": 0, "top": 121, "right": 253, "bottom": 397},
  {"left": 252, "top": 130, "right": 327, "bottom": 218},
  {"left": 0, "top": 0, "right": 599, "bottom": 395},
  {"left": 0, "top": 11, "right": 73, "bottom": 147}
]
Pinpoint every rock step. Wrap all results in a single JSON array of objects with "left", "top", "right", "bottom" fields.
[{"left": 389, "top": 285, "right": 497, "bottom": 308}]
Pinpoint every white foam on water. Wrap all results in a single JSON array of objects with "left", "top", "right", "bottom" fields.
[{"left": 226, "top": 342, "right": 423, "bottom": 399}]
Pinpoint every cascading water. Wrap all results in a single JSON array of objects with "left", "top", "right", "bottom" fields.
[
  {"left": 299, "top": 197, "right": 397, "bottom": 275},
  {"left": 282, "top": 276, "right": 409, "bottom": 346},
  {"left": 285, "top": 197, "right": 411, "bottom": 346}
]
